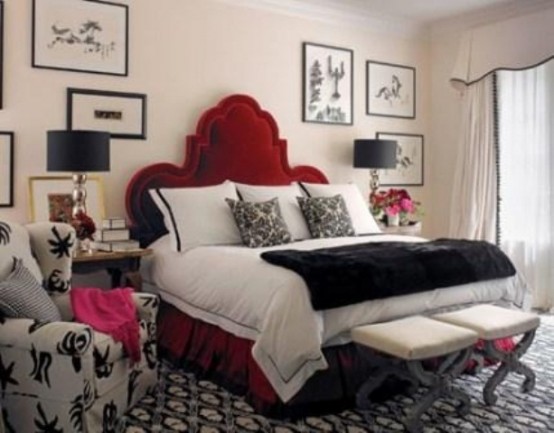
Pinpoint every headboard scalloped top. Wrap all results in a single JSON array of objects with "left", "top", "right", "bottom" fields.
[{"left": 125, "top": 94, "right": 328, "bottom": 245}]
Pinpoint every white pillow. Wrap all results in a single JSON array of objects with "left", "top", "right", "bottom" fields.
[
  {"left": 150, "top": 181, "right": 242, "bottom": 251},
  {"left": 300, "top": 183, "right": 381, "bottom": 235},
  {"left": 235, "top": 183, "right": 311, "bottom": 240}
]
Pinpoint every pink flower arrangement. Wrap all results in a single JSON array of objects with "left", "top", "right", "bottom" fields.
[{"left": 370, "top": 188, "right": 422, "bottom": 225}]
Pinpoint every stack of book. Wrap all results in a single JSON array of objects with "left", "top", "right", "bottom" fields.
[{"left": 91, "top": 217, "right": 140, "bottom": 252}]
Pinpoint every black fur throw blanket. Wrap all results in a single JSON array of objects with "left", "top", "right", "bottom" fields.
[{"left": 261, "top": 239, "right": 516, "bottom": 311}]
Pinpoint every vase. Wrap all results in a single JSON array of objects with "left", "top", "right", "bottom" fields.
[
  {"left": 78, "top": 238, "right": 93, "bottom": 255},
  {"left": 387, "top": 213, "right": 400, "bottom": 227}
]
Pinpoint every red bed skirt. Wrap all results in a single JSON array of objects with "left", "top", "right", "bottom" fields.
[
  {"left": 157, "top": 302, "right": 515, "bottom": 418},
  {"left": 157, "top": 302, "right": 380, "bottom": 417}
]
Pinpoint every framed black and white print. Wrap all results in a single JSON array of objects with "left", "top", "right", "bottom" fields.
[
  {"left": 67, "top": 88, "right": 147, "bottom": 139},
  {"left": 303, "top": 42, "right": 353, "bottom": 125},
  {"left": 32, "top": 0, "right": 128, "bottom": 76},
  {"left": 367, "top": 61, "right": 415, "bottom": 119},
  {"left": 376, "top": 132, "right": 423, "bottom": 186},
  {"left": 0, "top": 132, "right": 14, "bottom": 207}
]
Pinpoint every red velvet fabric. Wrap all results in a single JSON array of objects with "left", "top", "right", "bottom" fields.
[{"left": 125, "top": 94, "right": 328, "bottom": 246}]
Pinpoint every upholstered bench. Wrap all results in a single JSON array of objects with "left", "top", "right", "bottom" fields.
[
  {"left": 433, "top": 304, "right": 540, "bottom": 405},
  {"left": 352, "top": 316, "right": 479, "bottom": 433}
]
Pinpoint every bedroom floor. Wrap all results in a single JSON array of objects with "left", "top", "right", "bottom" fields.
[{"left": 121, "top": 316, "right": 554, "bottom": 432}]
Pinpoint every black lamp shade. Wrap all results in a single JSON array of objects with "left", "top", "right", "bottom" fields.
[
  {"left": 353, "top": 139, "right": 397, "bottom": 169},
  {"left": 47, "top": 130, "right": 110, "bottom": 172}
]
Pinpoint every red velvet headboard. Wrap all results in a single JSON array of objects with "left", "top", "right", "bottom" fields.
[{"left": 125, "top": 94, "right": 328, "bottom": 245}]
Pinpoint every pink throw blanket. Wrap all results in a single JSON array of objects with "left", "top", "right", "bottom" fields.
[{"left": 70, "top": 287, "right": 141, "bottom": 364}]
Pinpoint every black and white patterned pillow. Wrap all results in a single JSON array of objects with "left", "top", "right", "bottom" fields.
[
  {"left": 226, "top": 198, "right": 292, "bottom": 248},
  {"left": 0, "top": 259, "right": 61, "bottom": 322},
  {"left": 297, "top": 195, "right": 356, "bottom": 238}
]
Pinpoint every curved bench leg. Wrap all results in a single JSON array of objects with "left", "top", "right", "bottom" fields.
[
  {"left": 403, "top": 348, "right": 473, "bottom": 432},
  {"left": 483, "top": 329, "right": 536, "bottom": 405},
  {"left": 356, "top": 362, "right": 418, "bottom": 410}
]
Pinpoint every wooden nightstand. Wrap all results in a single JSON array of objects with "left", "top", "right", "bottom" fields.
[
  {"left": 72, "top": 249, "right": 152, "bottom": 291},
  {"left": 379, "top": 222, "right": 422, "bottom": 236}
]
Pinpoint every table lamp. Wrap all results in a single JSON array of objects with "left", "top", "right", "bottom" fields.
[
  {"left": 353, "top": 139, "right": 397, "bottom": 197},
  {"left": 47, "top": 130, "right": 110, "bottom": 218}
]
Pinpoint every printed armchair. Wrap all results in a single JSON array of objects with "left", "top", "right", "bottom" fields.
[{"left": 0, "top": 220, "right": 159, "bottom": 433}]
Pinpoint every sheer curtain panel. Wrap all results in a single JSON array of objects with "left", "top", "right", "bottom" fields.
[{"left": 498, "top": 63, "right": 554, "bottom": 310}]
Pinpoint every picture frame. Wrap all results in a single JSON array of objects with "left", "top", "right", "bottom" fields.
[
  {"left": 302, "top": 42, "right": 353, "bottom": 125},
  {"left": 67, "top": 88, "right": 147, "bottom": 139},
  {"left": 28, "top": 176, "right": 106, "bottom": 224},
  {"left": 367, "top": 61, "right": 416, "bottom": 119},
  {"left": 32, "top": 0, "right": 128, "bottom": 76},
  {"left": 0, "top": 132, "right": 13, "bottom": 207},
  {"left": 376, "top": 132, "right": 424, "bottom": 186}
]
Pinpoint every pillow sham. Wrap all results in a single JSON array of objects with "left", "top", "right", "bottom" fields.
[
  {"left": 0, "top": 259, "right": 61, "bottom": 322},
  {"left": 300, "top": 183, "right": 381, "bottom": 235},
  {"left": 226, "top": 198, "right": 292, "bottom": 248},
  {"left": 234, "top": 183, "right": 310, "bottom": 240},
  {"left": 150, "top": 181, "right": 242, "bottom": 252},
  {"left": 297, "top": 195, "right": 355, "bottom": 238}
]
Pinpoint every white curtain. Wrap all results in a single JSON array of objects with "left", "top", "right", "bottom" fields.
[
  {"left": 498, "top": 63, "right": 554, "bottom": 310},
  {"left": 449, "top": 75, "right": 497, "bottom": 242}
]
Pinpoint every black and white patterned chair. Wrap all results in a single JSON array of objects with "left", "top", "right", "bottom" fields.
[{"left": 0, "top": 220, "right": 159, "bottom": 433}]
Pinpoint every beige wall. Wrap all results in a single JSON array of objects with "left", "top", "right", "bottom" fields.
[
  {"left": 428, "top": 29, "right": 464, "bottom": 237},
  {"left": 0, "top": 0, "right": 431, "bottom": 235}
]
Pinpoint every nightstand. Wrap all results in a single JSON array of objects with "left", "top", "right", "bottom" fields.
[
  {"left": 379, "top": 222, "right": 422, "bottom": 236},
  {"left": 72, "top": 248, "right": 152, "bottom": 291}
]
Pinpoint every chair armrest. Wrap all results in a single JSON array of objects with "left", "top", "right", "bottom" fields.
[
  {"left": 0, "top": 317, "right": 92, "bottom": 355},
  {"left": 26, "top": 222, "right": 76, "bottom": 295},
  {"left": 131, "top": 292, "right": 159, "bottom": 322}
]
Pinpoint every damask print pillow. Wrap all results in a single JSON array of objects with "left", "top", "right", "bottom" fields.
[
  {"left": 226, "top": 198, "right": 293, "bottom": 248},
  {"left": 297, "top": 195, "right": 356, "bottom": 238},
  {"left": 0, "top": 259, "right": 61, "bottom": 322}
]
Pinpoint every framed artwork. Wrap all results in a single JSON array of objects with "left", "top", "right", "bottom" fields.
[
  {"left": 302, "top": 42, "right": 353, "bottom": 125},
  {"left": 367, "top": 61, "right": 416, "bottom": 119},
  {"left": 32, "top": 0, "right": 128, "bottom": 76},
  {"left": 0, "top": 132, "right": 13, "bottom": 207},
  {"left": 67, "top": 88, "right": 147, "bottom": 139},
  {"left": 376, "top": 132, "right": 424, "bottom": 186},
  {"left": 0, "top": 1, "right": 4, "bottom": 109},
  {"left": 28, "top": 176, "right": 106, "bottom": 224}
]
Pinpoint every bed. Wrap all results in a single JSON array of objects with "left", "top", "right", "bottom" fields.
[{"left": 125, "top": 94, "right": 528, "bottom": 417}]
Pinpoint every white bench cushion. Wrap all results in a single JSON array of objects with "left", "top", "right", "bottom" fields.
[
  {"left": 351, "top": 316, "right": 478, "bottom": 360},
  {"left": 433, "top": 305, "right": 540, "bottom": 340}
]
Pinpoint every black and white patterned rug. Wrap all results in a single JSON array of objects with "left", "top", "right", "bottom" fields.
[{"left": 122, "top": 316, "right": 554, "bottom": 432}]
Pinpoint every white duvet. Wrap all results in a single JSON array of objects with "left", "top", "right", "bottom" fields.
[{"left": 145, "top": 234, "right": 529, "bottom": 402}]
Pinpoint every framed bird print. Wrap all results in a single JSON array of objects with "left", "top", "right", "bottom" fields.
[
  {"left": 376, "top": 132, "right": 424, "bottom": 186},
  {"left": 32, "top": 0, "right": 128, "bottom": 76},
  {"left": 366, "top": 61, "right": 415, "bottom": 119}
]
